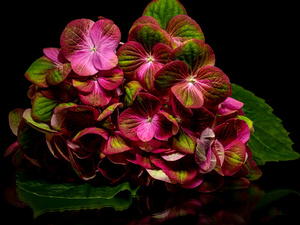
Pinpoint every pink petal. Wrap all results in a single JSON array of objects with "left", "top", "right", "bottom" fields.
[
  {"left": 60, "top": 18, "right": 94, "bottom": 61},
  {"left": 71, "top": 50, "right": 99, "bottom": 76},
  {"left": 133, "top": 92, "right": 162, "bottom": 117},
  {"left": 43, "top": 47, "right": 68, "bottom": 64},
  {"left": 136, "top": 61, "right": 162, "bottom": 92},
  {"left": 171, "top": 82, "right": 204, "bottom": 108},
  {"left": 93, "top": 48, "right": 119, "bottom": 71},
  {"left": 89, "top": 19, "right": 121, "bottom": 52},
  {"left": 118, "top": 108, "right": 143, "bottom": 141},
  {"left": 137, "top": 119, "right": 156, "bottom": 142},
  {"left": 96, "top": 66, "right": 123, "bottom": 90}
]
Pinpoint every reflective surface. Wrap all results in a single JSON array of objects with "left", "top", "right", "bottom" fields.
[{"left": 3, "top": 160, "right": 300, "bottom": 225}]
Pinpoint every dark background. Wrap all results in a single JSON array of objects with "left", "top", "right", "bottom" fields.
[{"left": 2, "top": 0, "right": 299, "bottom": 223}]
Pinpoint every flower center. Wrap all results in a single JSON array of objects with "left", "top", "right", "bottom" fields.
[
  {"left": 146, "top": 55, "right": 155, "bottom": 63},
  {"left": 91, "top": 46, "right": 97, "bottom": 52},
  {"left": 175, "top": 116, "right": 182, "bottom": 124},
  {"left": 187, "top": 75, "right": 196, "bottom": 84},
  {"left": 147, "top": 116, "right": 152, "bottom": 122}
]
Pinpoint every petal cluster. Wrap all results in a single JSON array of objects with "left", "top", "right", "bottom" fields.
[{"left": 6, "top": 0, "right": 261, "bottom": 193}]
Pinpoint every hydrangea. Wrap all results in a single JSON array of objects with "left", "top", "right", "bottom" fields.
[{"left": 5, "top": 0, "right": 264, "bottom": 193}]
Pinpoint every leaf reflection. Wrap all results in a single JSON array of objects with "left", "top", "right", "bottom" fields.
[{"left": 5, "top": 172, "right": 300, "bottom": 224}]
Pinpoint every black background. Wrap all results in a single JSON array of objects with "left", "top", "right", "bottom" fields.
[{"left": 2, "top": 1, "right": 299, "bottom": 224}]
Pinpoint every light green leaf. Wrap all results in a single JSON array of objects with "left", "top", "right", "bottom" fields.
[
  {"left": 142, "top": 0, "right": 187, "bottom": 30},
  {"left": 231, "top": 84, "right": 299, "bottom": 165},
  {"left": 16, "top": 171, "right": 139, "bottom": 218},
  {"left": 23, "top": 108, "right": 60, "bottom": 134},
  {"left": 31, "top": 92, "right": 58, "bottom": 123},
  {"left": 24, "top": 56, "right": 70, "bottom": 88}
]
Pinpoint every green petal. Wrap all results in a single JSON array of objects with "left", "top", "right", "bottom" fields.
[
  {"left": 143, "top": 0, "right": 187, "bottom": 30},
  {"left": 128, "top": 23, "right": 172, "bottom": 52},
  {"left": 169, "top": 39, "right": 215, "bottom": 74}
]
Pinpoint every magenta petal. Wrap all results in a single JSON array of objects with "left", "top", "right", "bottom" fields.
[
  {"left": 101, "top": 131, "right": 131, "bottom": 155},
  {"left": 43, "top": 47, "right": 69, "bottom": 64},
  {"left": 218, "top": 97, "right": 244, "bottom": 116},
  {"left": 73, "top": 79, "right": 112, "bottom": 107},
  {"left": 221, "top": 140, "right": 246, "bottom": 176},
  {"left": 117, "top": 41, "right": 148, "bottom": 79},
  {"left": 136, "top": 151, "right": 157, "bottom": 169},
  {"left": 118, "top": 108, "right": 143, "bottom": 141},
  {"left": 214, "top": 123, "right": 237, "bottom": 148},
  {"left": 150, "top": 154, "right": 197, "bottom": 184},
  {"left": 72, "top": 127, "right": 108, "bottom": 142},
  {"left": 181, "top": 172, "right": 204, "bottom": 189},
  {"left": 154, "top": 60, "right": 189, "bottom": 97},
  {"left": 226, "top": 118, "right": 250, "bottom": 144},
  {"left": 152, "top": 114, "right": 173, "bottom": 140},
  {"left": 195, "top": 65, "right": 231, "bottom": 108},
  {"left": 137, "top": 139, "right": 161, "bottom": 152}
]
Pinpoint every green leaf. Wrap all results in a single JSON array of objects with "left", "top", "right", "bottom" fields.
[
  {"left": 8, "top": 108, "right": 24, "bottom": 136},
  {"left": 25, "top": 56, "right": 70, "bottom": 88},
  {"left": 16, "top": 171, "right": 139, "bottom": 218},
  {"left": 31, "top": 92, "right": 58, "bottom": 123},
  {"left": 23, "top": 108, "right": 60, "bottom": 134},
  {"left": 231, "top": 84, "right": 299, "bottom": 165},
  {"left": 142, "top": 0, "right": 187, "bottom": 30}
]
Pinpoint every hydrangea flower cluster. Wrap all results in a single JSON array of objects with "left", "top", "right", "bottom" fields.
[{"left": 6, "top": 0, "right": 261, "bottom": 192}]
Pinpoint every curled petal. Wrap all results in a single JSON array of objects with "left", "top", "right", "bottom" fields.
[
  {"left": 218, "top": 97, "right": 244, "bottom": 116},
  {"left": 146, "top": 169, "right": 176, "bottom": 184},
  {"left": 129, "top": 16, "right": 160, "bottom": 34},
  {"left": 167, "top": 15, "right": 205, "bottom": 47}
]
